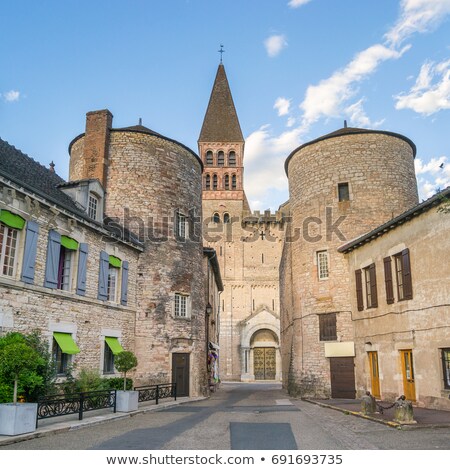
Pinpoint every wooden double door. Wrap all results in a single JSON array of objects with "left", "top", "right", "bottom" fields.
[{"left": 254, "top": 347, "right": 276, "bottom": 380}]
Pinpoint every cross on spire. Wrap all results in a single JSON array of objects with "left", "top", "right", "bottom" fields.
[{"left": 218, "top": 44, "right": 225, "bottom": 63}]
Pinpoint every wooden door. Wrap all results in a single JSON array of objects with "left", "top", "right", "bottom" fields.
[
  {"left": 368, "top": 351, "right": 380, "bottom": 398},
  {"left": 172, "top": 353, "right": 190, "bottom": 397},
  {"left": 330, "top": 357, "right": 356, "bottom": 398},
  {"left": 253, "top": 347, "right": 276, "bottom": 380},
  {"left": 400, "top": 350, "right": 415, "bottom": 401}
]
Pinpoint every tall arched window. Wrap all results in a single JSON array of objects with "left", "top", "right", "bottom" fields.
[
  {"left": 232, "top": 174, "right": 237, "bottom": 189},
  {"left": 224, "top": 174, "right": 230, "bottom": 190},
  {"left": 206, "top": 151, "right": 213, "bottom": 166},
  {"left": 213, "top": 174, "right": 218, "bottom": 190},
  {"left": 217, "top": 151, "right": 224, "bottom": 166},
  {"left": 205, "top": 174, "right": 211, "bottom": 190},
  {"left": 213, "top": 212, "right": 220, "bottom": 223},
  {"left": 224, "top": 213, "right": 230, "bottom": 224},
  {"left": 228, "top": 151, "right": 236, "bottom": 166}
]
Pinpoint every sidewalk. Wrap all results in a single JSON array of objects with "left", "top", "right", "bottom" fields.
[
  {"left": 304, "top": 398, "right": 450, "bottom": 429},
  {"left": 0, "top": 395, "right": 208, "bottom": 447}
]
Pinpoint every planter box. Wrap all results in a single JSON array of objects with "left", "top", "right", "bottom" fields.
[
  {"left": 0, "top": 403, "right": 38, "bottom": 436},
  {"left": 116, "top": 390, "right": 139, "bottom": 412}
]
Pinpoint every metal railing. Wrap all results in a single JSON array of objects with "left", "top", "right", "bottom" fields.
[
  {"left": 36, "top": 389, "right": 116, "bottom": 427},
  {"left": 134, "top": 383, "right": 177, "bottom": 405}
]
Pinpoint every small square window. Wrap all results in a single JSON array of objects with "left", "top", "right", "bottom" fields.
[
  {"left": 175, "top": 293, "right": 189, "bottom": 318},
  {"left": 319, "top": 313, "right": 337, "bottom": 341},
  {"left": 317, "top": 251, "right": 329, "bottom": 280},
  {"left": 338, "top": 183, "right": 350, "bottom": 202}
]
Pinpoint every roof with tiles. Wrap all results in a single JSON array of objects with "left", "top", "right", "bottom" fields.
[
  {"left": 198, "top": 64, "right": 244, "bottom": 143},
  {"left": 0, "top": 137, "right": 143, "bottom": 248}
]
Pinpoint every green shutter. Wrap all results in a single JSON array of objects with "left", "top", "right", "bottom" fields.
[
  {"left": 105, "top": 336, "right": 124, "bottom": 355},
  {"left": 61, "top": 235, "right": 79, "bottom": 251},
  {"left": 108, "top": 255, "right": 121, "bottom": 268},
  {"left": 53, "top": 332, "right": 80, "bottom": 354},
  {"left": 0, "top": 210, "right": 26, "bottom": 230}
]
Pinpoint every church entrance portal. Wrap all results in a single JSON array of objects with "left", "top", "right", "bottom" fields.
[{"left": 254, "top": 347, "right": 276, "bottom": 380}]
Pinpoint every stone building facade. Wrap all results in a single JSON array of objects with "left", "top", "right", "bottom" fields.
[
  {"left": 280, "top": 127, "right": 419, "bottom": 398},
  {"left": 199, "top": 65, "right": 284, "bottom": 382},
  {"left": 339, "top": 188, "right": 450, "bottom": 410},
  {"left": 0, "top": 108, "right": 219, "bottom": 398},
  {"left": 0, "top": 137, "right": 142, "bottom": 380}
]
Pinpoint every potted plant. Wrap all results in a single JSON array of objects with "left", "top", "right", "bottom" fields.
[
  {"left": 0, "top": 333, "right": 45, "bottom": 435},
  {"left": 114, "top": 351, "right": 138, "bottom": 412}
]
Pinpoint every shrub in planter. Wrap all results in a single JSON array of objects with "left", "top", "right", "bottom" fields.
[
  {"left": 114, "top": 351, "right": 138, "bottom": 412},
  {"left": 106, "top": 377, "right": 133, "bottom": 391}
]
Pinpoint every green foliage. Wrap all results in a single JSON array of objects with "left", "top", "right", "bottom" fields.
[
  {"left": 0, "top": 332, "right": 46, "bottom": 403},
  {"left": 106, "top": 377, "right": 133, "bottom": 391},
  {"left": 114, "top": 351, "right": 138, "bottom": 391},
  {"left": 61, "top": 368, "right": 109, "bottom": 395}
]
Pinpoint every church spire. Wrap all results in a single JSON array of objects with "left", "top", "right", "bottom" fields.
[{"left": 198, "top": 64, "right": 244, "bottom": 143}]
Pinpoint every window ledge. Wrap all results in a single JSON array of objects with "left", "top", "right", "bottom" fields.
[{"left": 0, "top": 276, "right": 136, "bottom": 312}]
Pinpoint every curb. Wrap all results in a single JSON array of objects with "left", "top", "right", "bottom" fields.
[
  {"left": 303, "top": 399, "right": 405, "bottom": 429},
  {"left": 0, "top": 396, "right": 208, "bottom": 448}
]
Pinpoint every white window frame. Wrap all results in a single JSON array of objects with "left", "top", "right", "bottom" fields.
[
  {"left": 176, "top": 212, "right": 188, "bottom": 240},
  {"left": 174, "top": 293, "right": 190, "bottom": 318},
  {"left": 58, "top": 247, "right": 74, "bottom": 291},
  {"left": 88, "top": 193, "right": 99, "bottom": 220},
  {"left": 107, "top": 265, "right": 119, "bottom": 302},
  {"left": 317, "top": 250, "right": 329, "bottom": 280},
  {"left": 0, "top": 223, "right": 20, "bottom": 278}
]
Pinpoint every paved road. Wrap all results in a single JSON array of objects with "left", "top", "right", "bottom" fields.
[{"left": 2, "top": 383, "right": 450, "bottom": 450}]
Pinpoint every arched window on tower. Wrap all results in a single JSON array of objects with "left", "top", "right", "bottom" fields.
[
  {"left": 205, "top": 174, "right": 211, "bottom": 190},
  {"left": 224, "top": 174, "right": 230, "bottom": 190},
  {"left": 213, "top": 174, "right": 218, "bottom": 190},
  {"left": 232, "top": 174, "right": 237, "bottom": 190},
  {"left": 224, "top": 213, "right": 230, "bottom": 224},
  {"left": 213, "top": 212, "right": 220, "bottom": 223},
  {"left": 228, "top": 151, "right": 236, "bottom": 166},
  {"left": 217, "top": 151, "right": 224, "bottom": 166},
  {"left": 206, "top": 151, "right": 213, "bottom": 166}
]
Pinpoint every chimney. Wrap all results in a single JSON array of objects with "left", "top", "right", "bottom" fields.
[
  {"left": 83, "top": 109, "right": 113, "bottom": 188},
  {"left": 49, "top": 161, "right": 55, "bottom": 173}
]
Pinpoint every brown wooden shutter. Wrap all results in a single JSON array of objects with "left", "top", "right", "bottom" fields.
[
  {"left": 355, "top": 269, "right": 364, "bottom": 311},
  {"left": 402, "top": 248, "right": 413, "bottom": 300},
  {"left": 383, "top": 256, "right": 395, "bottom": 304},
  {"left": 369, "top": 263, "right": 378, "bottom": 308}
]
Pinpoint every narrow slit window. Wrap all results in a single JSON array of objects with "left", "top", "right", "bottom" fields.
[{"left": 338, "top": 182, "right": 350, "bottom": 202}]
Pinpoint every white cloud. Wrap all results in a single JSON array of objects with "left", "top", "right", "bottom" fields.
[
  {"left": 274, "top": 97, "right": 291, "bottom": 116},
  {"left": 395, "top": 59, "right": 450, "bottom": 114},
  {"left": 2, "top": 90, "right": 20, "bottom": 102},
  {"left": 244, "top": 125, "right": 303, "bottom": 208},
  {"left": 264, "top": 34, "right": 288, "bottom": 58},
  {"left": 415, "top": 155, "right": 450, "bottom": 198},
  {"left": 300, "top": 45, "right": 407, "bottom": 127},
  {"left": 288, "top": 0, "right": 312, "bottom": 8},
  {"left": 385, "top": 0, "right": 450, "bottom": 46},
  {"left": 344, "top": 99, "right": 385, "bottom": 128}
]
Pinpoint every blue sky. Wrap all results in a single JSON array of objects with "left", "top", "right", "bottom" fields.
[{"left": 1, "top": 0, "right": 450, "bottom": 211}]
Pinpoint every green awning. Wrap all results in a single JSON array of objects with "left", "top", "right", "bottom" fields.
[
  {"left": 108, "top": 255, "right": 121, "bottom": 268},
  {"left": 61, "top": 235, "right": 79, "bottom": 251},
  {"left": 105, "top": 336, "right": 124, "bottom": 355},
  {"left": 0, "top": 210, "right": 26, "bottom": 230},
  {"left": 53, "top": 332, "right": 80, "bottom": 355}
]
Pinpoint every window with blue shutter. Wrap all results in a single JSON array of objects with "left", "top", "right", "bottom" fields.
[
  {"left": 120, "top": 260, "right": 129, "bottom": 306},
  {"left": 20, "top": 221, "right": 39, "bottom": 284},
  {"left": 44, "top": 230, "right": 61, "bottom": 289},
  {"left": 98, "top": 250, "right": 109, "bottom": 300},
  {"left": 76, "top": 243, "right": 89, "bottom": 296}
]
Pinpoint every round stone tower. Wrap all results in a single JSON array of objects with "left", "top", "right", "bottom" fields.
[
  {"left": 69, "top": 110, "right": 206, "bottom": 396},
  {"left": 281, "top": 126, "right": 418, "bottom": 397}
]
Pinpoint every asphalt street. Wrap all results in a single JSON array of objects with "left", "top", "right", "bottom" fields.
[{"left": 1, "top": 382, "right": 450, "bottom": 450}]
